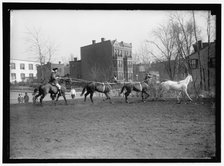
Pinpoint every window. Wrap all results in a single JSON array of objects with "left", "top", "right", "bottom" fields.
[
  {"left": 29, "top": 64, "right": 33, "bottom": 70},
  {"left": 118, "top": 60, "right": 123, "bottom": 68},
  {"left": 11, "top": 73, "right": 16, "bottom": 80},
  {"left": 29, "top": 73, "right": 34, "bottom": 78},
  {"left": 11, "top": 63, "right": 16, "bottom": 69},
  {"left": 190, "top": 59, "right": 198, "bottom": 69},
  {"left": 114, "top": 49, "right": 118, "bottom": 57},
  {"left": 21, "top": 73, "right": 25, "bottom": 81},
  {"left": 209, "top": 57, "right": 215, "bottom": 68},
  {"left": 128, "top": 61, "right": 132, "bottom": 68},
  {"left": 119, "top": 50, "right": 122, "bottom": 57},
  {"left": 20, "top": 63, "right": 25, "bottom": 70}
]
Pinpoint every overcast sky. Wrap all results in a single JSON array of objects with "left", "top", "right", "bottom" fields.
[{"left": 10, "top": 10, "right": 214, "bottom": 64}]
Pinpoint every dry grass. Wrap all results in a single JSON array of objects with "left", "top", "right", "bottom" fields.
[{"left": 10, "top": 97, "right": 216, "bottom": 159}]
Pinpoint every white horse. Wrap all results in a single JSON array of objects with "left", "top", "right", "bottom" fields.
[{"left": 160, "top": 74, "right": 193, "bottom": 103}]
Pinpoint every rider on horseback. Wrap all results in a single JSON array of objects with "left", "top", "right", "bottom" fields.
[{"left": 49, "top": 68, "right": 61, "bottom": 95}]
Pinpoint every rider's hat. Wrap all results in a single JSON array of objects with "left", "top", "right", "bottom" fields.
[{"left": 52, "top": 68, "right": 58, "bottom": 72}]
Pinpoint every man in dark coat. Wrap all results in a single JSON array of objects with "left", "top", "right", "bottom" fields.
[{"left": 49, "top": 68, "right": 61, "bottom": 94}]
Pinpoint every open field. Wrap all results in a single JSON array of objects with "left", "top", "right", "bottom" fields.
[{"left": 10, "top": 97, "right": 216, "bottom": 159}]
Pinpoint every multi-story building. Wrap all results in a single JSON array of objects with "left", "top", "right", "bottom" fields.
[
  {"left": 80, "top": 38, "right": 133, "bottom": 81},
  {"left": 69, "top": 58, "right": 82, "bottom": 79},
  {"left": 10, "top": 59, "right": 40, "bottom": 83}
]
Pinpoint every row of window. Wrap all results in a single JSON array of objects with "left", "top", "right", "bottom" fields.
[
  {"left": 115, "top": 72, "right": 133, "bottom": 80},
  {"left": 10, "top": 63, "right": 36, "bottom": 70},
  {"left": 190, "top": 58, "right": 215, "bottom": 69},
  {"left": 113, "top": 60, "right": 133, "bottom": 68},
  {"left": 114, "top": 49, "right": 131, "bottom": 57},
  {"left": 11, "top": 73, "right": 34, "bottom": 80}
]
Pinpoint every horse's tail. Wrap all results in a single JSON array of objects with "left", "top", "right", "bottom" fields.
[
  {"left": 80, "top": 86, "right": 86, "bottom": 96},
  {"left": 120, "top": 85, "right": 126, "bottom": 94},
  {"left": 33, "top": 86, "right": 40, "bottom": 96}
]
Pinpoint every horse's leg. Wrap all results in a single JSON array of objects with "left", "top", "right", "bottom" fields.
[
  {"left": 33, "top": 93, "right": 41, "bottom": 104},
  {"left": 124, "top": 91, "right": 130, "bottom": 103},
  {"left": 53, "top": 93, "right": 61, "bottom": 105},
  {"left": 40, "top": 94, "right": 46, "bottom": 105},
  {"left": 84, "top": 91, "right": 90, "bottom": 102},
  {"left": 141, "top": 91, "right": 145, "bottom": 102},
  {"left": 142, "top": 90, "right": 150, "bottom": 102},
  {"left": 62, "top": 92, "right": 67, "bottom": 105},
  {"left": 184, "top": 89, "right": 193, "bottom": 101},
  {"left": 104, "top": 93, "right": 111, "bottom": 102},
  {"left": 159, "top": 87, "right": 167, "bottom": 101},
  {"left": 90, "top": 92, "right": 94, "bottom": 103},
  {"left": 176, "top": 91, "right": 182, "bottom": 104}
]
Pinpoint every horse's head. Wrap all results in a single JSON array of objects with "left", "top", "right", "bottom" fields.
[{"left": 188, "top": 74, "right": 193, "bottom": 83}]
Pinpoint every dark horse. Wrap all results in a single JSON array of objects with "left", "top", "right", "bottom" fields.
[
  {"left": 80, "top": 82, "right": 112, "bottom": 103},
  {"left": 119, "top": 75, "right": 152, "bottom": 103},
  {"left": 33, "top": 80, "right": 67, "bottom": 105}
]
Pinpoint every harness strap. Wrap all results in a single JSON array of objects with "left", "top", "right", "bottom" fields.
[
  {"left": 139, "top": 82, "right": 142, "bottom": 91},
  {"left": 102, "top": 83, "right": 105, "bottom": 92}
]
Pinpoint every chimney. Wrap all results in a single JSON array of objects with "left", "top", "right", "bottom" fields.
[
  {"left": 74, "top": 57, "right": 77, "bottom": 61},
  {"left": 193, "top": 40, "right": 203, "bottom": 52},
  {"left": 198, "top": 40, "right": 202, "bottom": 49},
  {"left": 92, "top": 40, "right": 96, "bottom": 44},
  {"left": 101, "top": 38, "right": 105, "bottom": 42},
  {"left": 59, "top": 61, "right": 61, "bottom": 64}
]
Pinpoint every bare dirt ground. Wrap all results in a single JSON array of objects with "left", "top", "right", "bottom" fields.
[{"left": 10, "top": 97, "right": 216, "bottom": 159}]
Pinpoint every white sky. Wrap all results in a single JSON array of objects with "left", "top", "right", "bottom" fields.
[{"left": 10, "top": 10, "right": 213, "bottom": 64}]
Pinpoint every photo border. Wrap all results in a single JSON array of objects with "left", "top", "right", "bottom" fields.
[{"left": 3, "top": 2, "right": 221, "bottom": 163}]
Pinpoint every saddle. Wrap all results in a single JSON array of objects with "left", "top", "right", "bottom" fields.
[{"left": 49, "top": 82, "right": 61, "bottom": 94}]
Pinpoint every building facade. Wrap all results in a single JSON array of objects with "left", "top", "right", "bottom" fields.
[
  {"left": 189, "top": 41, "right": 216, "bottom": 90},
  {"left": 69, "top": 58, "right": 82, "bottom": 79},
  {"left": 134, "top": 40, "right": 216, "bottom": 91},
  {"left": 80, "top": 38, "right": 133, "bottom": 81},
  {"left": 10, "top": 59, "right": 40, "bottom": 83}
]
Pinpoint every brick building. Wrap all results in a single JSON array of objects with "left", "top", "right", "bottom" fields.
[
  {"left": 69, "top": 58, "right": 81, "bottom": 79},
  {"left": 71, "top": 38, "right": 133, "bottom": 81}
]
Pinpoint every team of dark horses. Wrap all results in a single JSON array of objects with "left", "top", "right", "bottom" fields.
[{"left": 33, "top": 73, "right": 193, "bottom": 105}]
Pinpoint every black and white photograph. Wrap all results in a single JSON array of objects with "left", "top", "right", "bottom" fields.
[{"left": 3, "top": 2, "right": 221, "bottom": 163}]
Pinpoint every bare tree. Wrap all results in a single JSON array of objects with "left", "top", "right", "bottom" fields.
[
  {"left": 25, "top": 27, "right": 58, "bottom": 82},
  {"left": 25, "top": 27, "right": 46, "bottom": 65},
  {"left": 132, "top": 43, "right": 152, "bottom": 64},
  {"left": 170, "top": 12, "right": 195, "bottom": 73},
  {"left": 46, "top": 40, "right": 58, "bottom": 63},
  {"left": 192, "top": 11, "right": 208, "bottom": 90},
  {"left": 146, "top": 22, "right": 180, "bottom": 80}
]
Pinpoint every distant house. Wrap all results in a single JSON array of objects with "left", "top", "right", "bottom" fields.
[
  {"left": 144, "top": 40, "right": 216, "bottom": 91},
  {"left": 10, "top": 59, "right": 40, "bottom": 83},
  {"left": 133, "top": 63, "right": 151, "bottom": 81},
  {"left": 189, "top": 40, "right": 216, "bottom": 90}
]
